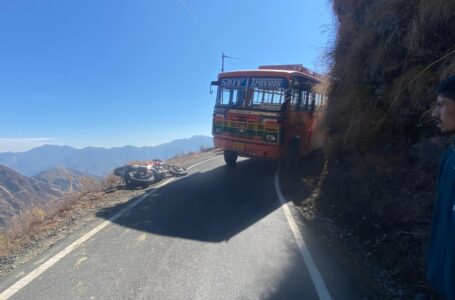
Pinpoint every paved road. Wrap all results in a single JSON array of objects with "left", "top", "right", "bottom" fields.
[{"left": 0, "top": 157, "right": 360, "bottom": 299}]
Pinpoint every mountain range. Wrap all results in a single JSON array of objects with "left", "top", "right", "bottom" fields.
[{"left": 0, "top": 135, "right": 213, "bottom": 176}]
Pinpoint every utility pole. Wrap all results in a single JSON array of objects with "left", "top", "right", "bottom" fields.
[{"left": 221, "top": 51, "right": 239, "bottom": 72}]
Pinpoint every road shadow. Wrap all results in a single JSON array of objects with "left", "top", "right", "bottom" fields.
[
  {"left": 260, "top": 243, "right": 361, "bottom": 300},
  {"left": 96, "top": 158, "right": 363, "bottom": 299},
  {"left": 260, "top": 245, "right": 321, "bottom": 300},
  {"left": 279, "top": 148, "right": 326, "bottom": 206},
  {"left": 96, "top": 159, "right": 288, "bottom": 243}
]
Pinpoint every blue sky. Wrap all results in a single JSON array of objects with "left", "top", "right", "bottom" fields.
[{"left": 0, "top": 0, "right": 335, "bottom": 152}]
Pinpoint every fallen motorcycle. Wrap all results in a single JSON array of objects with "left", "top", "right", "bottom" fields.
[{"left": 113, "top": 160, "right": 188, "bottom": 189}]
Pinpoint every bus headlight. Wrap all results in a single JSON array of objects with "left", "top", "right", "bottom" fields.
[{"left": 265, "top": 134, "right": 277, "bottom": 142}]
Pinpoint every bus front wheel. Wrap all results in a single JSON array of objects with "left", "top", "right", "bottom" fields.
[{"left": 224, "top": 150, "right": 238, "bottom": 167}]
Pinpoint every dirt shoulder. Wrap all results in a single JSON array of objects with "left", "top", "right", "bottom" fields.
[
  {"left": 280, "top": 150, "right": 423, "bottom": 300},
  {"left": 0, "top": 149, "right": 221, "bottom": 279}
]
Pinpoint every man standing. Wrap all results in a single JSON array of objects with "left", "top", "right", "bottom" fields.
[{"left": 429, "top": 75, "right": 455, "bottom": 299}]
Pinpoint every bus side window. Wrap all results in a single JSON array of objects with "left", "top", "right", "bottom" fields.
[
  {"left": 274, "top": 90, "right": 284, "bottom": 104},
  {"left": 315, "top": 93, "right": 322, "bottom": 107},
  {"left": 313, "top": 93, "right": 326, "bottom": 108},
  {"left": 310, "top": 92, "right": 316, "bottom": 111},
  {"left": 301, "top": 90, "right": 310, "bottom": 111},
  {"left": 290, "top": 89, "right": 300, "bottom": 111}
]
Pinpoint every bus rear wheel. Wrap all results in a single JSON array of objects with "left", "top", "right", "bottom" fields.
[
  {"left": 282, "top": 141, "right": 300, "bottom": 171},
  {"left": 224, "top": 150, "right": 238, "bottom": 167}
]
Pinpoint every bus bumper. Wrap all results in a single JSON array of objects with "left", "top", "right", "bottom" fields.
[{"left": 213, "top": 137, "right": 284, "bottom": 160}]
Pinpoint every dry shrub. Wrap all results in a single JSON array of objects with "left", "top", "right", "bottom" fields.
[
  {"left": 102, "top": 174, "right": 122, "bottom": 190},
  {"left": 310, "top": 82, "right": 330, "bottom": 150},
  {"left": 325, "top": 0, "right": 455, "bottom": 172},
  {"left": 0, "top": 175, "right": 104, "bottom": 258},
  {"left": 319, "top": 0, "right": 455, "bottom": 294}
]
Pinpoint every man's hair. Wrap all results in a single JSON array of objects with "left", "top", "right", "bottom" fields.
[{"left": 437, "top": 75, "right": 455, "bottom": 100}]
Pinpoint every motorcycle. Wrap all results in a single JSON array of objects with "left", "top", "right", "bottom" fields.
[{"left": 113, "top": 160, "right": 188, "bottom": 189}]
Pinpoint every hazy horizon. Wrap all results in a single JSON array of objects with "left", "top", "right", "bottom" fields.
[{"left": 0, "top": 134, "right": 213, "bottom": 153}]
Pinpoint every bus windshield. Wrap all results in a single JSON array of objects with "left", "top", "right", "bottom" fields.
[{"left": 215, "top": 77, "right": 290, "bottom": 111}]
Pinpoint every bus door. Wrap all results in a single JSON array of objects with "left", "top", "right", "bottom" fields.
[{"left": 288, "top": 87, "right": 316, "bottom": 153}]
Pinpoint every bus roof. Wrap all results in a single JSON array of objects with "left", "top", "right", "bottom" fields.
[{"left": 218, "top": 69, "right": 321, "bottom": 83}]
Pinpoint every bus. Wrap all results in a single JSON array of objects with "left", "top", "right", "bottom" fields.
[{"left": 210, "top": 64, "right": 326, "bottom": 166}]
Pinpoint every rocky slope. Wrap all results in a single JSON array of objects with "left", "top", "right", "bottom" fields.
[
  {"left": 33, "top": 167, "right": 98, "bottom": 193},
  {"left": 0, "top": 165, "right": 62, "bottom": 236}
]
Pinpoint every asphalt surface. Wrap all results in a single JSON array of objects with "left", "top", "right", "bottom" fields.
[{"left": 0, "top": 157, "right": 360, "bottom": 300}]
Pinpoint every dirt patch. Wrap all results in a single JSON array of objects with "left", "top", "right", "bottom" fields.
[{"left": 0, "top": 149, "right": 220, "bottom": 279}]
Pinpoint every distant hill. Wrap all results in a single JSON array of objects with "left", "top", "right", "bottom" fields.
[
  {"left": 0, "top": 165, "right": 63, "bottom": 234},
  {"left": 33, "top": 167, "right": 98, "bottom": 193},
  {"left": 0, "top": 135, "right": 213, "bottom": 176}
]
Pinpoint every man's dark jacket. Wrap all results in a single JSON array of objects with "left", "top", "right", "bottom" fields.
[{"left": 427, "top": 141, "right": 455, "bottom": 299}]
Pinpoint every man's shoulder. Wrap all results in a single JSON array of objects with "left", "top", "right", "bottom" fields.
[
  {"left": 438, "top": 149, "right": 455, "bottom": 178},
  {"left": 441, "top": 149, "right": 454, "bottom": 164}
]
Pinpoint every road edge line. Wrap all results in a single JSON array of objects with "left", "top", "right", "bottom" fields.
[
  {"left": 0, "top": 155, "right": 221, "bottom": 299},
  {"left": 274, "top": 167, "right": 333, "bottom": 300}
]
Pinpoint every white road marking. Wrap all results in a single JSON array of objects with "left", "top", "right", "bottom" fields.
[
  {"left": 0, "top": 156, "right": 221, "bottom": 300},
  {"left": 74, "top": 257, "right": 88, "bottom": 268},
  {"left": 274, "top": 167, "right": 333, "bottom": 300}
]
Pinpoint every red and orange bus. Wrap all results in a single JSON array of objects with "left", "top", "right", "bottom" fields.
[{"left": 210, "top": 64, "right": 326, "bottom": 166}]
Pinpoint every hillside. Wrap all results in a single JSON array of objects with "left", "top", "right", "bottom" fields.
[
  {"left": 0, "top": 135, "right": 213, "bottom": 176},
  {"left": 0, "top": 165, "right": 63, "bottom": 236},
  {"left": 33, "top": 168, "right": 98, "bottom": 193},
  {"left": 314, "top": 0, "right": 455, "bottom": 297}
]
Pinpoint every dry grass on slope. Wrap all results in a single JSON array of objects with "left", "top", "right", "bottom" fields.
[
  {"left": 317, "top": 0, "right": 455, "bottom": 297},
  {"left": 326, "top": 0, "right": 455, "bottom": 153}
]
